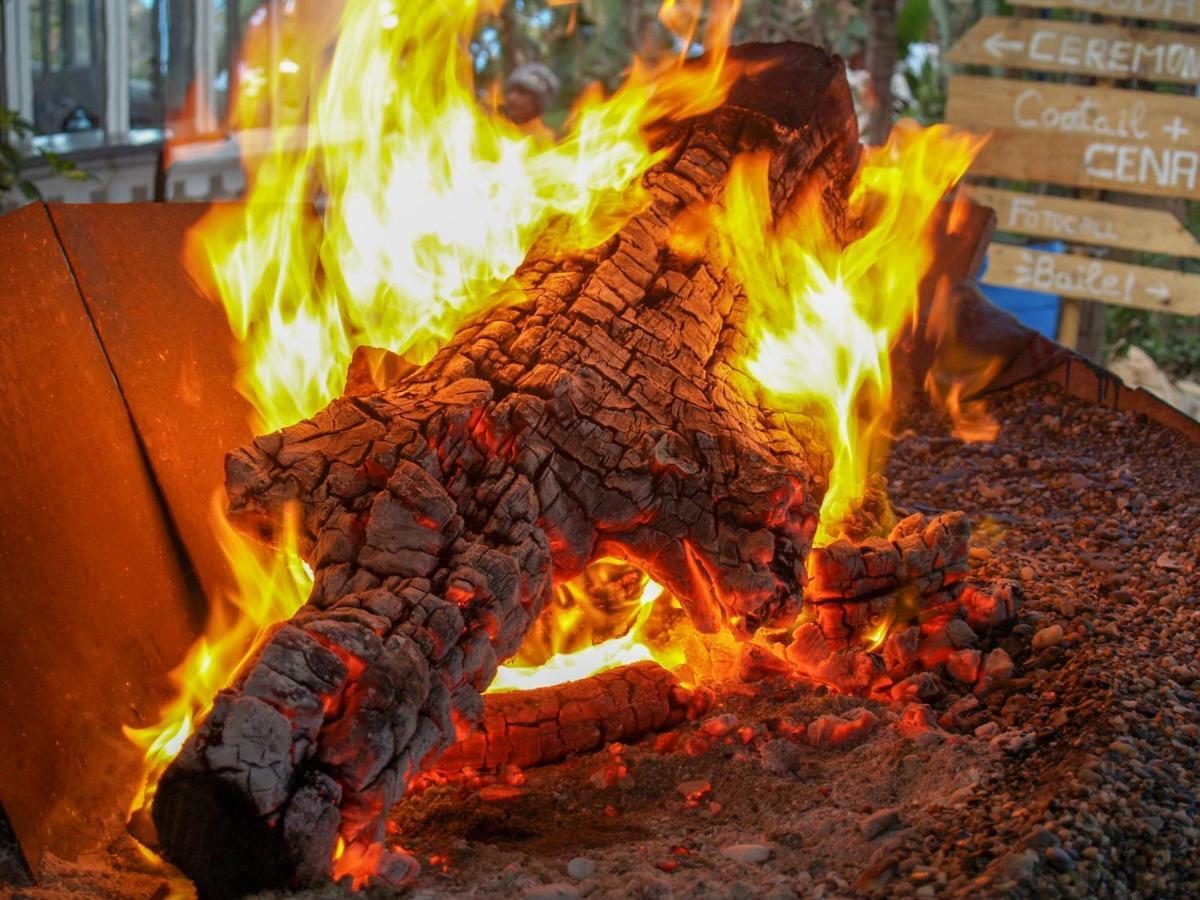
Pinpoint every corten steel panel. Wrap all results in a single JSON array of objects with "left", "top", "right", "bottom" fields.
[
  {"left": 47, "top": 203, "right": 258, "bottom": 601},
  {"left": 0, "top": 204, "right": 200, "bottom": 872}
]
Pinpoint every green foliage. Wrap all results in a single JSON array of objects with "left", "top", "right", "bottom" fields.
[
  {"left": 896, "top": 0, "right": 931, "bottom": 56},
  {"left": 900, "top": 54, "right": 946, "bottom": 123},
  {"left": 0, "top": 107, "right": 88, "bottom": 202},
  {"left": 1106, "top": 308, "right": 1200, "bottom": 380}
]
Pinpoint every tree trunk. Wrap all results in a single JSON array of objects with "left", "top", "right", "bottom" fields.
[{"left": 865, "top": 0, "right": 897, "bottom": 146}]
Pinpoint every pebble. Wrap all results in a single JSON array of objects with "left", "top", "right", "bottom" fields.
[
  {"left": 1045, "top": 846, "right": 1075, "bottom": 872},
  {"left": 567, "top": 858, "right": 596, "bottom": 881},
  {"left": 525, "top": 884, "right": 580, "bottom": 900},
  {"left": 676, "top": 779, "right": 712, "bottom": 799},
  {"left": 860, "top": 807, "right": 902, "bottom": 840},
  {"left": 721, "top": 843, "right": 773, "bottom": 864},
  {"left": 760, "top": 738, "right": 805, "bottom": 775},
  {"left": 974, "top": 721, "right": 1000, "bottom": 738},
  {"left": 1032, "top": 624, "right": 1064, "bottom": 651},
  {"left": 701, "top": 713, "right": 739, "bottom": 736}
]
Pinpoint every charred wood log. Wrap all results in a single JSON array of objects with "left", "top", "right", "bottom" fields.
[
  {"left": 432, "top": 661, "right": 692, "bottom": 775},
  {"left": 153, "top": 42, "right": 863, "bottom": 896},
  {"left": 806, "top": 511, "right": 971, "bottom": 646}
]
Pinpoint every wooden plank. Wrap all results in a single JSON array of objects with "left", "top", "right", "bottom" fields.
[
  {"left": 946, "top": 75, "right": 1200, "bottom": 146},
  {"left": 966, "top": 186, "right": 1200, "bottom": 258},
  {"left": 1009, "top": 0, "right": 1200, "bottom": 27},
  {"left": 948, "top": 17, "right": 1200, "bottom": 85},
  {"left": 983, "top": 243, "right": 1200, "bottom": 313},
  {"left": 0, "top": 204, "right": 199, "bottom": 871},
  {"left": 48, "top": 203, "right": 259, "bottom": 601},
  {"left": 968, "top": 127, "right": 1200, "bottom": 201}
]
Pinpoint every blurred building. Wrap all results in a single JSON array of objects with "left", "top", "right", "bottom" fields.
[{"left": 1, "top": 0, "right": 327, "bottom": 210}]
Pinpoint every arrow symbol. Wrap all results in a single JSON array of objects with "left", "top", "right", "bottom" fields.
[
  {"left": 1146, "top": 283, "right": 1171, "bottom": 301},
  {"left": 983, "top": 32, "right": 1025, "bottom": 59}
]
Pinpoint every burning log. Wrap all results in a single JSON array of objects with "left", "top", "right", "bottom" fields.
[
  {"left": 152, "top": 43, "right": 878, "bottom": 895},
  {"left": 433, "top": 661, "right": 693, "bottom": 775}
]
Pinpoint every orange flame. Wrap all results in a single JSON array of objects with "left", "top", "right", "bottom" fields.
[
  {"left": 123, "top": 498, "right": 312, "bottom": 811},
  {"left": 683, "top": 121, "right": 985, "bottom": 544},
  {"left": 489, "top": 567, "right": 685, "bottom": 693}
]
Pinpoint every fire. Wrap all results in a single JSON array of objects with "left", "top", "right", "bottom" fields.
[
  {"left": 130, "top": 0, "right": 989, "bottom": 839},
  {"left": 683, "top": 121, "right": 985, "bottom": 544},
  {"left": 131, "top": 0, "right": 743, "bottom": 815},
  {"left": 186, "top": 0, "right": 746, "bottom": 432},
  {"left": 489, "top": 567, "right": 685, "bottom": 693},
  {"left": 123, "top": 498, "right": 312, "bottom": 810}
]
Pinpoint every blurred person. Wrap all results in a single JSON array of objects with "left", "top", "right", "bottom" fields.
[{"left": 503, "top": 62, "right": 561, "bottom": 125}]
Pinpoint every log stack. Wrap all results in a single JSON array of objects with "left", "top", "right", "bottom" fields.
[{"left": 151, "top": 42, "right": 886, "bottom": 896}]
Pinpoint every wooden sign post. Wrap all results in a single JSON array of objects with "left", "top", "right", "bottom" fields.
[{"left": 947, "top": 8, "right": 1200, "bottom": 350}]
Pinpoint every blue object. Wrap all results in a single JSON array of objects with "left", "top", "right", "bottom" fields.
[{"left": 979, "top": 241, "right": 1064, "bottom": 340}]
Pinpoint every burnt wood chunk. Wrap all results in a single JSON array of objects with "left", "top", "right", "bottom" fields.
[
  {"left": 433, "top": 662, "right": 691, "bottom": 774},
  {"left": 153, "top": 42, "right": 864, "bottom": 895},
  {"left": 806, "top": 512, "right": 972, "bottom": 646}
]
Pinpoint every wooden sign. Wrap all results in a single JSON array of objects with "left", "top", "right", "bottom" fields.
[
  {"left": 947, "top": 17, "right": 1200, "bottom": 85},
  {"left": 984, "top": 244, "right": 1200, "bottom": 314},
  {"left": 1009, "top": 0, "right": 1200, "bottom": 26},
  {"left": 967, "top": 186, "right": 1200, "bottom": 259},
  {"left": 969, "top": 128, "right": 1200, "bottom": 201},
  {"left": 947, "top": 75, "right": 1200, "bottom": 147}
]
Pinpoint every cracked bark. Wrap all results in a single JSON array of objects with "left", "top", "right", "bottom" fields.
[
  {"left": 432, "top": 661, "right": 692, "bottom": 775},
  {"left": 153, "top": 42, "right": 864, "bottom": 896}
]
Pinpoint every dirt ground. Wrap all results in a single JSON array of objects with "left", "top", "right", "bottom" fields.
[{"left": 11, "top": 378, "right": 1200, "bottom": 899}]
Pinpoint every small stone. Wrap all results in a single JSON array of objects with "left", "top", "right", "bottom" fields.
[
  {"left": 982, "top": 648, "right": 1014, "bottom": 681},
  {"left": 525, "top": 884, "right": 581, "bottom": 900},
  {"left": 721, "top": 843, "right": 773, "bottom": 864},
  {"left": 1045, "top": 847, "right": 1075, "bottom": 872},
  {"left": 1066, "top": 472, "right": 1091, "bottom": 490},
  {"left": 676, "top": 779, "right": 712, "bottom": 800},
  {"left": 859, "top": 807, "right": 901, "bottom": 840},
  {"left": 1032, "top": 624, "right": 1064, "bottom": 651},
  {"left": 567, "top": 858, "right": 596, "bottom": 881},
  {"left": 898, "top": 703, "right": 939, "bottom": 738},
  {"left": 701, "top": 714, "right": 739, "bottom": 736},
  {"left": 806, "top": 707, "right": 878, "bottom": 749},
  {"left": 999, "top": 849, "right": 1039, "bottom": 880},
  {"left": 947, "top": 649, "right": 983, "bottom": 684},
  {"left": 974, "top": 721, "right": 1000, "bottom": 738},
  {"left": 760, "top": 739, "right": 805, "bottom": 775},
  {"left": 943, "top": 619, "right": 978, "bottom": 649},
  {"left": 1024, "top": 828, "right": 1060, "bottom": 850}
]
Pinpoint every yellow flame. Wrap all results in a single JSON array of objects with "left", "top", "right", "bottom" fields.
[
  {"left": 187, "top": 0, "right": 745, "bottom": 432},
  {"left": 692, "top": 121, "right": 984, "bottom": 545},
  {"left": 123, "top": 498, "right": 313, "bottom": 811},
  {"left": 488, "top": 577, "right": 684, "bottom": 692}
]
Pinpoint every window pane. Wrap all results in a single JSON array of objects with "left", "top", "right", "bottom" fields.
[
  {"left": 130, "top": 0, "right": 196, "bottom": 131},
  {"left": 129, "top": 0, "right": 162, "bottom": 128},
  {"left": 30, "top": 0, "right": 106, "bottom": 135}
]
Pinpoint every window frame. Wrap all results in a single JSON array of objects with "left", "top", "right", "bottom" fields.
[{"left": 2, "top": 0, "right": 219, "bottom": 154}]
